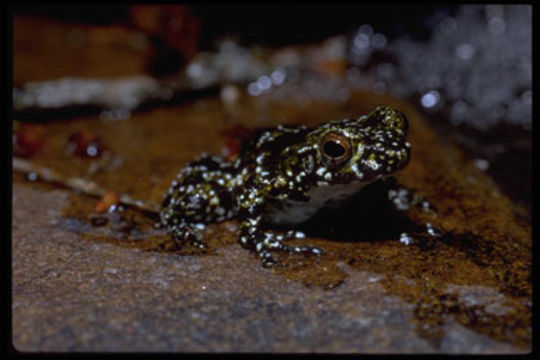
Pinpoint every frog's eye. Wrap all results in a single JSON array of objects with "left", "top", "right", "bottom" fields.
[{"left": 320, "top": 133, "right": 351, "bottom": 167}]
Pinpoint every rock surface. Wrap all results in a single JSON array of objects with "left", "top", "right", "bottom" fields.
[{"left": 12, "top": 183, "right": 527, "bottom": 353}]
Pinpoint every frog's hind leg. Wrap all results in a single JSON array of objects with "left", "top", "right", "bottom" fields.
[
  {"left": 160, "top": 154, "right": 237, "bottom": 251},
  {"left": 166, "top": 221, "right": 208, "bottom": 251}
]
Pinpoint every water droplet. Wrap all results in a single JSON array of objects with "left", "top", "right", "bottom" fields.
[
  {"left": 257, "top": 75, "right": 272, "bottom": 91},
  {"left": 372, "top": 33, "right": 387, "bottom": 48},
  {"left": 420, "top": 90, "right": 441, "bottom": 108},
  {"left": 27, "top": 172, "right": 38, "bottom": 182},
  {"left": 247, "top": 82, "right": 262, "bottom": 96},
  {"left": 353, "top": 33, "right": 370, "bottom": 50},
  {"left": 270, "top": 69, "right": 286, "bottom": 85},
  {"left": 186, "top": 63, "right": 203, "bottom": 78},
  {"left": 455, "top": 43, "right": 476, "bottom": 60},
  {"left": 86, "top": 145, "right": 98, "bottom": 157},
  {"left": 473, "top": 158, "right": 490, "bottom": 171}
]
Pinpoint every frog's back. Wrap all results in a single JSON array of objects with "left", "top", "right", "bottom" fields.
[
  {"left": 238, "top": 125, "right": 308, "bottom": 166},
  {"left": 160, "top": 155, "right": 239, "bottom": 230}
]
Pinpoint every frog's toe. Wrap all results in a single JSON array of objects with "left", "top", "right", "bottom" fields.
[
  {"left": 189, "top": 238, "right": 208, "bottom": 250},
  {"left": 263, "top": 230, "right": 306, "bottom": 242},
  {"left": 281, "top": 243, "right": 324, "bottom": 255},
  {"left": 172, "top": 226, "right": 208, "bottom": 251},
  {"left": 262, "top": 231, "right": 322, "bottom": 255},
  {"left": 260, "top": 251, "right": 278, "bottom": 268},
  {"left": 282, "top": 230, "right": 306, "bottom": 240},
  {"left": 257, "top": 244, "right": 323, "bottom": 267},
  {"left": 252, "top": 232, "right": 324, "bottom": 267},
  {"left": 307, "top": 246, "right": 324, "bottom": 255}
]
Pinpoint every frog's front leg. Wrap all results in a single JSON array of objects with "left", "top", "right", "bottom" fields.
[
  {"left": 236, "top": 187, "right": 277, "bottom": 267},
  {"left": 387, "top": 183, "right": 436, "bottom": 213},
  {"left": 237, "top": 187, "right": 323, "bottom": 267},
  {"left": 262, "top": 230, "right": 324, "bottom": 256}
]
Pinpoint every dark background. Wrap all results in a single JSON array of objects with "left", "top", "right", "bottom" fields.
[{"left": 14, "top": 5, "right": 458, "bottom": 47}]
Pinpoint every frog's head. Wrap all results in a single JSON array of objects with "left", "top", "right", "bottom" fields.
[{"left": 307, "top": 106, "right": 410, "bottom": 186}]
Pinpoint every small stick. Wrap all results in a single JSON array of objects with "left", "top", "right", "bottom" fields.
[{"left": 13, "top": 157, "right": 159, "bottom": 213}]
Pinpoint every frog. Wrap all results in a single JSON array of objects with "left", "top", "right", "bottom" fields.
[{"left": 159, "top": 105, "right": 411, "bottom": 267}]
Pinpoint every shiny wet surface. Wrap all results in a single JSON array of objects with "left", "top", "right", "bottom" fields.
[{"left": 12, "top": 14, "right": 531, "bottom": 353}]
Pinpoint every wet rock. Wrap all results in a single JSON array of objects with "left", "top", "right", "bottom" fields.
[{"left": 12, "top": 13, "right": 530, "bottom": 353}]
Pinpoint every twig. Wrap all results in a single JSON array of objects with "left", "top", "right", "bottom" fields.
[{"left": 13, "top": 157, "right": 159, "bottom": 213}]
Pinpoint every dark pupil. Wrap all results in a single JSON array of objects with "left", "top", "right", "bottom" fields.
[{"left": 323, "top": 141, "right": 346, "bottom": 158}]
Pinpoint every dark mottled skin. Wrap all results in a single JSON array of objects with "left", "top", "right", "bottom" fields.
[{"left": 160, "top": 106, "right": 411, "bottom": 267}]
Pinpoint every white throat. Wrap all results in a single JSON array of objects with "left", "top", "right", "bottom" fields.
[{"left": 267, "top": 181, "right": 368, "bottom": 225}]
